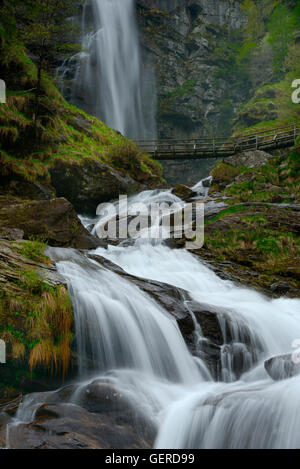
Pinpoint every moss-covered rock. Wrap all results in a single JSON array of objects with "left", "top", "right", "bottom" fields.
[
  {"left": 172, "top": 184, "right": 197, "bottom": 201},
  {"left": 0, "top": 196, "right": 103, "bottom": 249},
  {"left": 50, "top": 158, "right": 141, "bottom": 214}
]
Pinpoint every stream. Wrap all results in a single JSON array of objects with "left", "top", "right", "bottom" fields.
[{"left": 5, "top": 186, "right": 300, "bottom": 449}]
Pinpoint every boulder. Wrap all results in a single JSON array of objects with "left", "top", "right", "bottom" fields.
[
  {"left": 0, "top": 196, "right": 104, "bottom": 249},
  {"left": 172, "top": 184, "right": 197, "bottom": 202},
  {"left": 7, "top": 380, "right": 155, "bottom": 449},
  {"left": 0, "top": 172, "right": 55, "bottom": 201},
  {"left": 270, "top": 281, "right": 299, "bottom": 296},
  {"left": 264, "top": 354, "right": 300, "bottom": 381},
  {"left": 225, "top": 150, "right": 274, "bottom": 169},
  {"left": 50, "top": 159, "right": 142, "bottom": 214}
]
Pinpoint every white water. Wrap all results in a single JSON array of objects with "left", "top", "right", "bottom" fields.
[
  {"left": 5, "top": 186, "right": 300, "bottom": 448},
  {"left": 75, "top": 0, "right": 155, "bottom": 138}
]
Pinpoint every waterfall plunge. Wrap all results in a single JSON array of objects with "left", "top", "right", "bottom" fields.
[{"left": 76, "top": 0, "right": 156, "bottom": 139}]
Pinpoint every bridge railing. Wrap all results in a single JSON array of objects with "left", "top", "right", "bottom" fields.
[{"left": 134, "top": 122, "right": 300, "bottom": 158}]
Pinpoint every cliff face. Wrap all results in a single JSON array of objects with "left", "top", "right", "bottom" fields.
[{"left": 137, "top": 0, "right": 248, "bottom": 139}]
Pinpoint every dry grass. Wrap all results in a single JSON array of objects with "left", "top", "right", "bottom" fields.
[
  {"left": 28, "top": 286, "right": 73, "bottom": 379},
  {"left": 12, "top": 341, "right": 25, "bottom": 360}
]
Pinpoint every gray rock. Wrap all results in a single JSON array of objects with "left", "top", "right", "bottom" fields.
[
  {"left": 172, "top": 183, "right": 197, "bottom": 201},
  {"left": 0, "top": 227, "right": 24, "bottom": 241},
  {"left": 0, "top": 196, "right": 104, "bottom": 250},
  {"left": 270, "top": 281, "right": 298, "bottom": 296},
  {"left": 50, "top": 159, "right": 141, "bottom": 214},
  {"left": 265, "top": 354, "right": 300, "bottom": 381},
  {"left": 226, "top": 150, "right": 274, "bottom": 168}
]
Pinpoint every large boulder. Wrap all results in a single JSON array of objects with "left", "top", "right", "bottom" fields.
[
  {"left": 172, "top": 184, "right": 197, "bottom": 202},
  {"left": 50, "top": 159, "right": 142, "bottom": 214},
  {"left": 0, "top": 170, "right": 55, "bottom": 201},
  {"left": 225, "top": 150, "right": 274, "bottom": 169},
  {"left": 6, "top": 380, "right": 155, "bottom": 449},
  {"left": 0, "top": 196, "right": 103, "bottom": 249}
]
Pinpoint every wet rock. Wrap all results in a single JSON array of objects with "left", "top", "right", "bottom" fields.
[
  {"left": 172, "top": 184, "right": 197, "bottom": 202},
  {"left": 190, "top": 302, "right": 223, "bottom": 345},
  {"left": 8, "top": 404, "right": 151, "bottom": 449},
  {"left": 201, "top": 177, "right": 212, "bottom": 188},
  {"left": 50, "top": 159, "right": 141, "bottom": 214},
  {"left": 88, "top": 254, "right": 191, "bottom": 323},
  {"left": 270, "top": 281, "right": 299, "bottom": 296},
  {"left": 0, "top": 196, "right": 104, "bottom": 250},
  {"left": 0, "top": 412, "right": 12, "bottom": 447},
  {"left": 7, "top": 381, "right": 155, "bottom": 449},
  {"left": 264, "top": 354, "right": 300, "bottom": 381},
  {"left": 87, "top": 254, "right": 261, "bottom": 380}
]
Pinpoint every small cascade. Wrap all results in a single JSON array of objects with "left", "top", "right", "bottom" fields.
[{"left": 4, "top": 177, "right": 300, "bottom": 449}]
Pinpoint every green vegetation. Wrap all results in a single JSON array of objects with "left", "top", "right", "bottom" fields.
[
  {"left": 13, "top": 238, "right": 50, "bottom": 264},
  {"left": 0, "top": 10, "right": 162, "bottom": 191},
  {"left": 205, "top": 221, "right": 300, "bottom": 274},
  {"left": 203, "top": 146, "right": 300, "bottom": 294},
  {"left": 232, "top": 0, "right": 300, "bottom": 133},
  {"left": 0, "top": 239, "right": 73, "bottom": 397}
]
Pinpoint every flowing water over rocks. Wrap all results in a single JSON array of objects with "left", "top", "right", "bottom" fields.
[{"left": 3, "top": 184, "right": 300, "bottom": 449}]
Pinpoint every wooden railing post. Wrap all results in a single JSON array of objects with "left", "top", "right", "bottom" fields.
[{"left": 255, "top": 134, "right": 258, "bottom": 150}]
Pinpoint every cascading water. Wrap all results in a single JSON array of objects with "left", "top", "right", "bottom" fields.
[
  {"left": 4, "top": 185, "right": 300, "bottom": 449},
  {"left": 63, "top": 0, "right": 156, "bottom": 139}
]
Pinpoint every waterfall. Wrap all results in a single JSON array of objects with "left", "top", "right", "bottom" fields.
[
  {"left": 50, "top": 249, "right": 204, "bottom": 384},
  {"left": 72, "top": 0, "right": 156, "bottom": 139},
  {"left": 5, "top": 184, "right": 300, "bottom": 449}
]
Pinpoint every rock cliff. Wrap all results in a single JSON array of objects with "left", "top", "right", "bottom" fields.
[{"left": 137, "top": 0, "right": 247, "bottom": 139}]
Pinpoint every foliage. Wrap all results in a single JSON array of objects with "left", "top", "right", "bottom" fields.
[
  {"left": 240, "top": 0, "right": 280, "bottom": 42},
  {"left": 0, "top": 240, "right": 74, "bottom": 391},
  {"left": 13, "top": 237, "right": 50, "bottom": 264},
  {"left": 267, "top": 1, "right": 300, "bottom": 75}
]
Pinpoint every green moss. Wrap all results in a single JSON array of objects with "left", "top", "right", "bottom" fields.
[
  {"left": 12, "top": 238, "right": 50, "bottom": 264},
  {"left": 210, "top": 162, "right": 246, "bottom": 181},
  {"left": 0, "top": 27, "right": 163, "bottom": 189},
  {"left": 205, "top": 204, "right": 250, "bottom": 225}
]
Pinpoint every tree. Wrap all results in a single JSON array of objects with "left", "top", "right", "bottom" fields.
[{"left": 1, "top": 0, "right": 82, "bottom": 131}]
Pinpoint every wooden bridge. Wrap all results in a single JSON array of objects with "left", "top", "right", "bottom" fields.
[{"left": 134, "top": 123, "right": 300, "bottom": 160}]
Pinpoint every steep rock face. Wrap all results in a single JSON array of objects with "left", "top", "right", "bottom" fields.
[
  {"left": 50, "top": 159, "right": 142, "bottom": 214},
  {"left": 137, "top": 0, "right": 247, "bottom": 139},
  {"left": 159, "top": 157, "right": 216, "bottom": 186}
]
